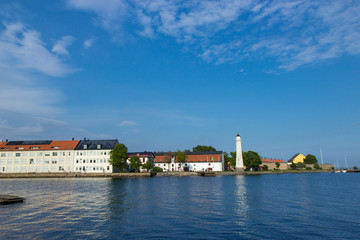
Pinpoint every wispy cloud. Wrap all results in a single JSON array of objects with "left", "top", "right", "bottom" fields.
[
  {"left": 52, "top": 35, "right": 75, "bottom": 56},
  {"left": 83, "top": 37, "right": 95, "bottom": 48},
  {"left": 0, "top": 21, "right": 81, "bottom": 138},
  {"left": 66, "top": 0, "right": 360, "bottom": 71}
]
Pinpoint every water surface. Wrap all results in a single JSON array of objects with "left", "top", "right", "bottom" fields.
[{"left": 1, "top": 173, "right": 360, "bottom": 239}]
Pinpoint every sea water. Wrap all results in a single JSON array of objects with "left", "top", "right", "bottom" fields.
[{"left": 1, "top": 173, "right": 360, "bottom": 239}]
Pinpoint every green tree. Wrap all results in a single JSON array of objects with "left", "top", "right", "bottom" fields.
[
  {"left": 176, "top": 150, "right": 188, "bottom": 163},
  {"left": 297, "top": 162, "right": 306, "bottom": 169},
  {"left": 314, "top": 163, "right": 321, "bottom": 170},
  {"left": 192, "top": 145, "right": 217, "bottom": 152},
  {"left": 262, "top": 165, "right": 269, "bottom": 171},
  {"left": 243, "top": 151, "right": 262, "bottom": 170},
  {"left": 354, "top": 166, "right": 358, "bottom": 170},
  {"left": 275, "top": 162, "right": 280, "bottom": 169},
  {"left": 109, "top": 143, "right": 128, "bottom": 172},
  {"left": 129, "top": 156, "right": 142, "bottom": 172},
  {"left": 143, "top": 160, "right": 153, "bottom": 172},
  {"left": 304, "top": 154, "right": 318, "bottom": 164},
  {"left": 152, "top": 166, "right": 163, "bottom": 173},
  {"left": 290, "top": 163, "right": 297, "bottom": 170}
]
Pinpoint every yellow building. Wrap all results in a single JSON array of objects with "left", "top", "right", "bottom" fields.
[{"left": 288, "top": 153, "right": 306, "bottom": 164}]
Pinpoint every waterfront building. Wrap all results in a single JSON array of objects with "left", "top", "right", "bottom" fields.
[
  {"left": 288, "top": 153, "right": 306, "bottom": 164},
  {"left": 0, "top": 140, "right": 80, "bottom": 173},
  {"left": 128, "top": 152, "right": 155, "bottom": 172},
  {"left": 261, "top": 159, "right": 288, "bottom": 170},
  {"left": 74, "top": 139, "right": 118, "bottom": 173},
  {"left": 154, "top": 151, "right": 224, "bottom": 172}
]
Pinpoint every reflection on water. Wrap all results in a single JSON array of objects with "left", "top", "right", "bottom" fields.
[{"left": 1, "top": 174, "right": 360, "bottom": 239}]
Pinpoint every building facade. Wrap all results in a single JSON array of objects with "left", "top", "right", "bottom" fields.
[
  {"left": 0, "top": 140, "right": 80, "bottom": 173},
  {"left": 288, "top": 153, "right": 306, "bottom": 164},
  {"left": 74, "top": 139, "right": 119, "bottom": 173},
  {"left": 261, "top": 159, "right": 288, "bottom": 170},
  {"left": 154, "top": 151, "right": 224, "bottom": 172}
]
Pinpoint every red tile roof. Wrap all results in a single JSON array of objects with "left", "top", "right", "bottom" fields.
[
  {"left": 261, "top": 159, "right": 286, "bottom": 163},
  {"left": 155, "top": 153, "right": 222, "bottom": 163},
  {"left": 0, "top": 140, "right": 80, "bottom": 151}
]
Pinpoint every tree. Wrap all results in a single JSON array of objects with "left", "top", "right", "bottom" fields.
[
  {"left": 354, "top": 166, "right": 358, "bottom": 170},
  {"left": 109, "top": 143, "right": 128, "bottom": 172},
  {"left": 275, "top": 162, "right": 280, "bottom": 169},
  {"left": 314, "top": 163, "right": 321, "bottom": 170},
  {"left": 143, "top": 160, "right": 153, "bottom": 172},
  {"left": 304, "top": 154, "right": 318, "bottom": 164},
  {"left": 290, "top": 163, "right": 297, "bottom": 170},
  {"left": 152, "top": 166, "right": 163, "bottom": 173},
  {"left": 229, "top": 152, "right": 236, "bottom": 168},
  {"left": 129, "top": 156, "right": 142, "bottom": 172},
  {"left": 192, "top": 145, "right": 217, "bottom": 152},
  {"left": 176, "top": 150, "right": 188, "bottom": 163},
  {"left": 297, "top": 162, "right": 306, "bottom": 169},
  {"left": 243, "top": 151, "right": 262, "bottom": 170},
  {"left": 263, "top": 165, "right": 269, "bottom": 171}
]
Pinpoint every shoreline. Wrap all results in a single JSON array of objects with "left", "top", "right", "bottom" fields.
[{"left": 0, "top": 170, "right": 335, "bottom": 178}]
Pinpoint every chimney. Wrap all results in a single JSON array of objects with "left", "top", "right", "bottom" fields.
[{"left": 72, "top": 138, "right": 74, "bottom": 141}]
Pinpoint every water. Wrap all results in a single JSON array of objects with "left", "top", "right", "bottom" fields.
[{"left": 1, "top": 173, "right": 360, "bottom": 239}]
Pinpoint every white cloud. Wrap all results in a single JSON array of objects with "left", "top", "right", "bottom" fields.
[
  {"left": 66, "top": 0, "right": 360, "bottom": 71},
  {"left": 0, "top": 22, "right": 78, "bottom": 77},
  {"left": 83, "top": 38, "right": 95, "bottom": 48},
  {"left": 0, "top": 21, "right": 81, "bottom": 138},
  {"left": 119, "top": 120, "right": 136, "bottom": 126},
  {"left": 52, "top": 35, "right": 75, "bottom": 56}
]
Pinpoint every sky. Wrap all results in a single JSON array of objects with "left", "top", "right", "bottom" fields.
[{"left": 0, "top": 0, "right": 359, "bottom": 168}]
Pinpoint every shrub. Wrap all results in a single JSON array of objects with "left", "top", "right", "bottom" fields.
[
  {"left": 262, "top": 165, "right": 269, "bottom": 171},
  {"left": 314, "top": 163, "right": 321, "bottom": 170},
  {"left": 354, "top": 166, "right": 358, "bottom": 170},
  {"left": 152, "top": 166, "right": 163, "bottom": 173},
  {"left": 306, "top": 167, "right": 312, "bottom": 170}
]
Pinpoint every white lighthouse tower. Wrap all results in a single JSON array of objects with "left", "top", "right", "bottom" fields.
[{"left": 235, "top": 134, "right": 244, "bottom": 172}]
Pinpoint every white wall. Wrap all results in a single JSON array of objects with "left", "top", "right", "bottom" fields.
[{"left": 0, "top": 150, "right": 75, "bottom": 173}]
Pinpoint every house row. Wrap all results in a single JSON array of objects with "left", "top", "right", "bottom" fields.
[
  {"left": 0, "top": 139, "right": 154, "bottom": 173},
  {"left": 154, "top": 151, "right": 224, "bottom": 172}
]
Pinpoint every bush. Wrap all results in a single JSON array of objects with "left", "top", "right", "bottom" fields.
[
  {"left": 314, "top": 163, "right": 321, "bottom": 170},
  {"left": 306, "top": 167, "right": 312, "bottom": 170},
  {"left": 152, "top": 166, "right": 163, "bottom": 173},
  {"left": 354, "top": 166, "right": 358, "bottom": 170},
  {"left": 262, "top": 165, "right": 269, "bottom": 171}
]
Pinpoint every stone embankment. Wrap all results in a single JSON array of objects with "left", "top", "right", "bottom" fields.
[{"left": 0, "top": 172, "right": 155, "bottom": 178}]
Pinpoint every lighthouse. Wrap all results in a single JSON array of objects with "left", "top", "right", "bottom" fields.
[{"left": 235, "top": 134, "right": 244, "bottom": 171}]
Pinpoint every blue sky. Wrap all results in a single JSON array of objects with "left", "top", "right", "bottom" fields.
[{"left": 0, "top": 0, "right": 359, "bottom": 168}]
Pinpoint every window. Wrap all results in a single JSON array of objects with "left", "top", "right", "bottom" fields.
[
  {"left": 37, "top": 159, "right": 42, "bottom": 164},
  {"left": 36, "top": 166, "right": 42, "bottom": 172},
  {"left": 23, "top": 153, "right": 28, "bottom": 157},
  {"left": 107, "top": 166, "right": 109, "bottom": 170},
  {"left": 90, "top": 160, "right": 92, "bottom": 163},
  {"left": 22, "top": 159, "right": 27, "bottom": 164},
  {"left": 52, "top": 152, "right": 57, "bottom": 156},
  {"left": 94, "top": 160, "right": 96, "bottom": 163},
  {"left": 0, "top": 153, "right": 5, "bottom": 157},
  {"left": 8, "top": 153, "right": 13, "bottom": 157},
  {"left": 37, "top": 152, "right": 42, "bottom": 156},
  {"left": 16, "top": 153, "right": 21, "bottom": 157},
  {"left": 76, "top": 160, "right": 79, "bottom": 163},
  {"left": 44, "top": 159, "right": 50, "bottom": 164},
  {"left": 7, "top": 159, "right": 13, "bottom": 164},
  {"left": 59, "top": 159, "right": 65, "bottom": 164},
  {"left": 29, "top": 159, "right": 34, "bottom": 164},
  {"left": 15, "top": 159, "right": 20, "bottom": 165},
  {"left": 97, "top": 144, "right": 101, "bottom": 149},
  {"left": 45, "top": 153, "right": 50, "bottom": 156},
  {"left": 77, "top": 152, "right": 79, "bottom": 156},
  {"left": 51, "top": 166, "right": 56, "bottom": 171},
  {"left": 0, "top": 159, "right": 5, "bottom": 165},
  {"left": 61, "top": 152, "right": 65, "bottom": 156},
  {"left": 21, "top": 166, "right": 27, "bottom": 172},
  {"left": 30, "top": 152, "right": 35, "bottom": 157},
  {"left": 59, "top": 166, "right": 64, "bottom": 171},
  {"left": 52, "top": 160, "right": 57, "bottom": 164},
  {"left": 83, "top": 144, "right": 88, "bottom": 150},
  {"left": 43, "top": 166, "right": 49, "bottom": 171}
]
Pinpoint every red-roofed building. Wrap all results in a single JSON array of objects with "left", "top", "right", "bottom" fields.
[
  {"left": 154, "top": 151, "right": 224, "bottom": 172},
  {"left": 260, "top": 159, "right": 288, "bottom": 170}
]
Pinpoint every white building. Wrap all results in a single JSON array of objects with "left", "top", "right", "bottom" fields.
[
  {"left": 74, "top": 139, "right": 118, "bottom": 173},
  {"left": 0, "top": 140, "right": 80, "bottom": 173},
  {"left": 154, "top": 151, "right": 224, "bottom": 172}
]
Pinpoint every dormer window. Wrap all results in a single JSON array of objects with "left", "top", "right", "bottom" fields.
[
  {"left": 97, "top": 144, "right": 101, "bottom": 149},
  {"left": 83, "top": 144, "right": 88, "bottom": 150}
]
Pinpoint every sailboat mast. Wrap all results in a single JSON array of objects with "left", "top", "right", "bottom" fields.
[{"left": 320, "top": 149, "right": 324, "bottom": 164}]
